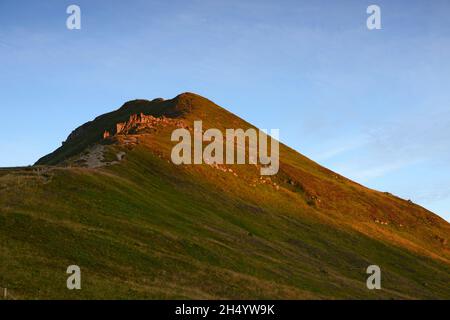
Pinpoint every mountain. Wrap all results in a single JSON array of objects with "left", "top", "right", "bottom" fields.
[{"left": 1, "top": 92, "right": 449, "bottom": 299}]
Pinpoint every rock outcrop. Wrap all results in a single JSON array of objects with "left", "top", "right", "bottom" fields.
[{"left": 104, "top": 113, "right": 186, "bottom": 139}]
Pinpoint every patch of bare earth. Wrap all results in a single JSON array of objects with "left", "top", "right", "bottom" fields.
[{"left": 80, "top": 144, "right": 106, "bottom": 168}]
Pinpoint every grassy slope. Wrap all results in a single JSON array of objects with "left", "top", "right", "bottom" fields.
[{"left": 1, "top": 93, "right": 449, "bottom": 299}]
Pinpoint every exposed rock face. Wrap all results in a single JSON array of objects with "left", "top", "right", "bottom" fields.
[
  {"left": 103, "top": 130, "right": 110, "bottom": 139},
  {"left": 114, "top": 113, "right": 185, "bottom": 136}
]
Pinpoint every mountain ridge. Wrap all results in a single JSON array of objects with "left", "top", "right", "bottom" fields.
[{"left": 35, "top": 93, "right": 202, "bottom": 165}]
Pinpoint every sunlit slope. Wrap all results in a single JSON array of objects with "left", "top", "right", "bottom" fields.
[{"left": 1, "top": 93, "right": 449, "bottom": 299}]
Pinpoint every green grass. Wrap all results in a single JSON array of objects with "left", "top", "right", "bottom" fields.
[{"left": 1, "top": 148, "right": 449, "bottom": 299}]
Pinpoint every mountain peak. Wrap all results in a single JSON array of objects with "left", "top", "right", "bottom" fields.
[
  {"left": 35, "top": 93, "right": 214, "bottom": 165},
  {"left": 7, "top": 93, "right": 450, "bottom": 299}
]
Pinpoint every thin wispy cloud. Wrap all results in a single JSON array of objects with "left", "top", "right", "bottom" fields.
[
  {"left": 314, "top": 137, "right": 368, "bottom": 161},
  {"left": 343, "top": 160, "right": 421, "bottom": 182}
]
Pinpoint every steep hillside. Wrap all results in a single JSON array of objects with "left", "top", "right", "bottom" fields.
[{"left": 1, "top": 93, "right": 449, "bottom": 299}]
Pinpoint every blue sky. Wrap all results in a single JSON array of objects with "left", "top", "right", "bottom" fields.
[{"left": 0, "top": 0, "right": 449, "bottom": 221}]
